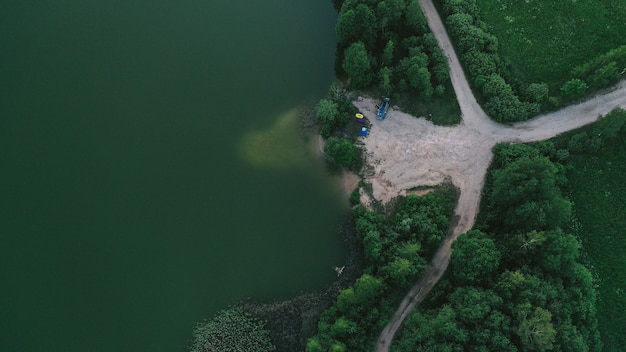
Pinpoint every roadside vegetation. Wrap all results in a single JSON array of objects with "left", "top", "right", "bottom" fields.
[
  {"left": 306, "top": 186, "right": 459, "bottom": 351},
  {"left": 434, "top": 0, "right": 548, "bottom": 123},
  {"left": 434, "top": 0, "right": 626, "bottom": 122}
]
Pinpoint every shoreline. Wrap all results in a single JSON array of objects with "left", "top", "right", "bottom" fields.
[
  {"left": 236, "top": 116, "right": 366, "bottom": 352},
  {"left": 241, "top": 214, "right": 365, "bottom": 352}
]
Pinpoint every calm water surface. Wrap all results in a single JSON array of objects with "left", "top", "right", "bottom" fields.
[{"left": 0, "top": 1, "right": 344, "bottom": 351}]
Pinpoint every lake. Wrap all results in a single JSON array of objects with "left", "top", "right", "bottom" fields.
[{"left": 0, "top": 1, "right": 345, "bottom": 351}]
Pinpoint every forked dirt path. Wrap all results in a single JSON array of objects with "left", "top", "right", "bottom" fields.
[{"left": 365, "top": 0, "right": 626, "bottom": 350}]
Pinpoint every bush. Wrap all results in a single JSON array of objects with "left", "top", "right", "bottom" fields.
[
  {"left": 324, "top": 137, "right": 361, "bottom": 170},
  {"left": 560, "top": 79, "right": 588, "bottom": 99},
  {"left": 525, "top": 82, "right": 549, "bottom": 103},
  {"left": 572, "top": 45, "right": 626, "bottom": 90},
  {"left": 349, "top": 187, "right": 361, "bottom": 206},
  {"left": 567, "top": 132, "right": 590, "bottom": 153}
]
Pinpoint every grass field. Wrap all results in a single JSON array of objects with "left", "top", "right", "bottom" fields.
[
  {"left": 566, "top": 135, "right": 626, "bottom": 351},
  {"left": 397, "top": 80, "right": 462, "bottom": 126},
  {"left": 476, "top": 0, "right": 626, "bottom": 92}
]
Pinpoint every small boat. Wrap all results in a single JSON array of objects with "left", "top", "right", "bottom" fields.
[{"left": 377, "top": 98, "right": 390, "bottom": 120}]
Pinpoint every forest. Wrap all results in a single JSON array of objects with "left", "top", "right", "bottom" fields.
[{"left": 388, "top": 138, "right": 606, "bottom": 351}]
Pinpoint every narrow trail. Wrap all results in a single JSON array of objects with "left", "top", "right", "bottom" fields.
[{"left": 365, "top": 0, "right": 626, "bottom": 351}]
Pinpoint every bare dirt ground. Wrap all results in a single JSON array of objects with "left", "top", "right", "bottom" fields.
[{"left": 366, "top": 0, "right": 626, "bottom": 350}]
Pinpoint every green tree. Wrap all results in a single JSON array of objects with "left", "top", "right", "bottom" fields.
[
  {"left": 560, "top": 78, "right": 588, "bottom": 99},
  {"left": 336, "top": 274, "right": 385, "bottom": 318},
  {"left": 376, "top": 0, "right": 406, "bottom": 35},
  {"left": 488, "top": 156, "right": 571, "bottom": 233},
  {"left": 330, "top": 342, "right": 347, "bottom": 352},
  {"left": 363, "top": 230, "right": 383, "bottom": 262},
  {"left": 482, "top": 74, "right": 513, "bottom": 98},
  {"left": 337, "top": 4, "right": 377, "bottom": 48},
  {"left": 342, "top": 42, "right": 373, "bottom": 88},
  {"left": 305, "top": 338, "right": 324, "bottom": 352},
  {"left": 405, "top": 0, "right": 427, "bottom": 34},
  {"left": 494, "top": 270, "right": 527, "bottom": 301},
  {"left": 324, "top": 137, "right": 360, "bottom": 170},
  {"left": 336, "top": 9, "right": 358, "bottom": 46},
  {"left": 316, "top": 99, "right": 339, "bottom": 126},
  {"left": 395, "top": 306, "right": 469, "bottom": 350},
  {"left": 430, "top": 49, "right": 451, "bottom": 85},
  {"left": 465, "top": 49, "right": 499, "bottom": 78},
  {"left": 446, "top": 13, "right": 474, "bottom": 45},
  {"left": 449, "top": 287, "right": 503, "bottom": 325},
  {"left": 443, "top": 0, "right": 479, "bottom": 18},
  {"left": 189, "top": 307, "right": 275, "bottom": 352},
  {"left": 331, "top": 317, "right": 358, "bottom": 337},
  {"left": 398, "top": 53, "right": 434, "bottom": 98},
  {"left": 327, "top": 82, "right": 346, "bottom": 101},
  {"left": 491, "top": 143, "right": 541, "bottom": 167},
  {"left": 353, "top": 274, "right": 385, "bottom": 304},
  {"left": 382, "top": 40, "right": 395, "bottom": 66},
  {"left": 525, "top": 83, "right": 549, "bottom": 103},
  {"left": 450, "top": 229, "right": 501, "bottom": 285},
  {"left": 533, "top": 229, "right": 580, "bottom": 274},
  {"left": 378, "top": 66, "right": 393, "bottom": 96},
  {"left": 380, "top": 256, "right": 418, "bottom": 288},
  {"left": 316, "top": 98, "right": 341, "bottom": 138},
  {"left": 516, "top": 304, "right": 556, "bottom": 351}
]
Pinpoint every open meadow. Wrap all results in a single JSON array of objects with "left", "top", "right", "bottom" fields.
[
  {"left": 567, "top": 132, "right": 626, "bottom": 352},
  {"left": 537, "top": 109, "right": 626, "bottom": 351},
  {"left": 476, "top": 0, "right": 626, "bottom": 92}
]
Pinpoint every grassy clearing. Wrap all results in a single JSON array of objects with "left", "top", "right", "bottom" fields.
[
  {"left": 476, "top": 0, "right": 626, "bottom": 92},
  {"left": 395, "top": 80, "right": 462, "bottom": 126},
  {"left": 547, "top": 109, "right": 626, "bottom": 351},
  {"left": 567, "top": 135, "right": 626, "bottom": 352}
]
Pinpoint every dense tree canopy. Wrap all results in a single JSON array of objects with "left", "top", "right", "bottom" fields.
[
  {"left": 486, "top": 155, "right": 571, "bottom": 233},
  {"left": 335, "top": 0, "right": 450, "bottom": 98},
  {"left": 450, "top": 229, "right": 500, "bottom": 286},
  {"left": 392, "top": 142, "right": 601, "bottom": 352},
  {"left": 342, "top": 42, "right": 374, "bottom": 88}
]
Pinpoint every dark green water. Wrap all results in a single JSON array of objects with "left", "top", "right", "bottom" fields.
[{"left": 0, "top": 1, "right": 344, "bottom": 351}]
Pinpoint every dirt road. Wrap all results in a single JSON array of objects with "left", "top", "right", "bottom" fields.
[{"left": 365, "top": 0, "right": 626, "bottom": 350}]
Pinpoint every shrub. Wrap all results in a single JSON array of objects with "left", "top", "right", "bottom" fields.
[
  {"left": 560, "top": 79, "right": 588, "bottom": 99},
  {"left": 567, "top": 132, "right": 590, "bottom": 153},
  {"left": 324, "top": 137, "right": 361, "bottom": 170}
]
